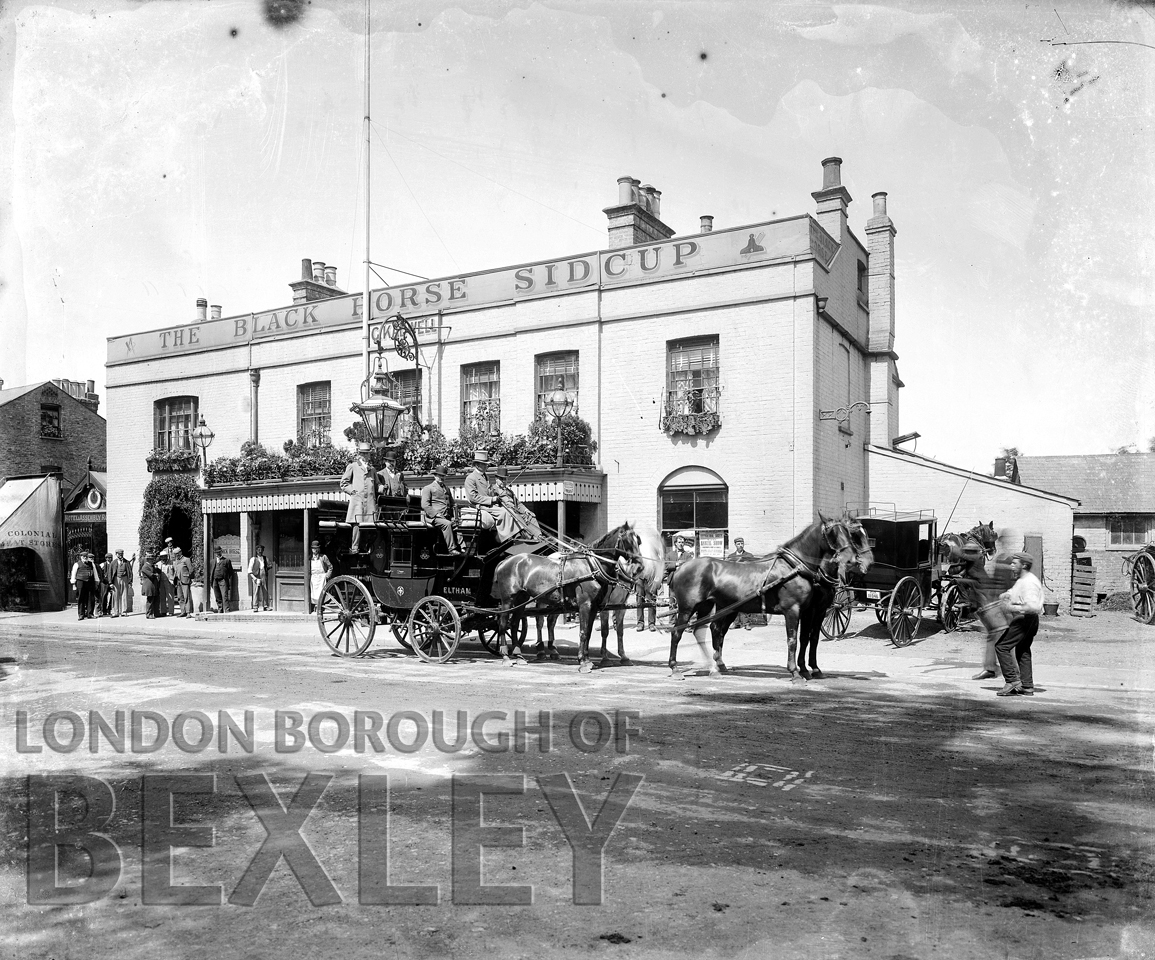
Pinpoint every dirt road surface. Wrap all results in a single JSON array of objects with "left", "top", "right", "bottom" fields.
[{"left": 1, "top": 607, "right": 1153, "bottom": 959}]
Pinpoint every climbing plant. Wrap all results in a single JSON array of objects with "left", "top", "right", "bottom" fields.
[{"left": 137, "top": 474, "right": 204, "bottom": 579}]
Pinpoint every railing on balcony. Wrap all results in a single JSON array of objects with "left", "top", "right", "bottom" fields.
[{"left": 660, "top": 385, "right": 722, "bottom": 436}]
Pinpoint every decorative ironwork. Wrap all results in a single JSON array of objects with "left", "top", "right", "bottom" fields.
[
  {"left": 818, "top": 400, "right": 871, "bottom": 424},
  {"left": 382, "top": 313, "right": 419, "bottom": 362}
]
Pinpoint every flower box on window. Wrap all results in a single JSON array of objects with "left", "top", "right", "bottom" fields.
[
  {"left": 145, "top": 448, "right": 200, "bottom": 473},
  {"left": 660, "top": 386, "right": 722, "bottom": 436}
]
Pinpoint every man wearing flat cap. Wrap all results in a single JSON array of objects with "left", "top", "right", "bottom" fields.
[
  {"left": 341, "top": 442, "right": 380, "bottom": 553},
  {"left": 464, "top": 451, "right": 518, "bottom": 542},
  {"left": 210, "top": 545, "right": 234, "bottom": 614},
  {"left": 421, "top": 464, "right": 463, "bottom": 554},
  {"left": 995, "top": 551, "right": 1044, "bottom": 697}
]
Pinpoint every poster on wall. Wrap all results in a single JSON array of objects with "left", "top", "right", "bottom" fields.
[
  {"left": 213, "top": 534, "right": 242, "bottom": 567},
  {"left": 698, "top": 529, "right": 727, "bottom": 558}
]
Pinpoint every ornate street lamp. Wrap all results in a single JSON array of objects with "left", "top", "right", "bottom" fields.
[
  {"left": 190, "top": 416, "right": 215, "bottom": 469},
  {"left": 543, "top": 377, "right": 574, "bottom": 468},
  {"left": 351, "top": 344, "right": 406, "bottom": 447}
]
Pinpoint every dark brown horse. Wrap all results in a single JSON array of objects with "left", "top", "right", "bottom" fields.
[
  {"left": 491, "top": 522, "right": 643, "bottom": 672},
  {"left": 938, "top": 521, "right": 998, "bottom": 565},
  {"left": 666, "top": 516, "right": 873, "bottom": 681}
]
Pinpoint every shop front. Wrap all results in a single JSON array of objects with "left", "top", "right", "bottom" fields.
[{"left": 0, "top": 475, "right": 65, "bottom": 612}]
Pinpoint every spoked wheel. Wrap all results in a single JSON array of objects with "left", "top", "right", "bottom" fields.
[
  {"left": 391, "top": 618, "right": 412, "bottom": 651},
  {"left": 317, "top": 575, "right": 377, "bottom": 658},
  {"left": 1130, "top": 553, "right": 1155, "bottom": 624},
  {"left": 886, "top": 576, "right": 924, "bottom": 648},
  {"left": 820, "top": 584, "right": 853, "bottom": 641},
  {"left": 938, "top": 583, "right": 963, "bottom": 634},
  {"left": 408, "top": 596, "right": 462, "bottom": 663},
  {"left": 477, "top": 617, "right": 528, "bottom": 656},
  {"left": 874, "top": 606, "right": 887, "bottom": 625}
]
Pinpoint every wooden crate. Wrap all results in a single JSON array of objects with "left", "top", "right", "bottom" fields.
[{"left": 1070, "top": 552, "right": 1095, "bottom": 617}]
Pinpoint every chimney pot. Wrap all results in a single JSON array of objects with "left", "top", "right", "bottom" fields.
[
  {"left": 210, "top": 304, "right": 222, "bottom": 320},
  {"left": 324, "top": 266, "right": 337, "bottom": 287},
  {"left": 872, "top": 191, "right": 888, "bottom": 217},
  {"left": 312, "top": 261, "right": 326, "bottom": 283},
  {"left": 617, "top": 176, "right": 636, "bottom": 205},
  {"left": 301, "top": 258, "right": 313, "bottom": 281},
  {"left": 821, "top": 156, "right": 843, "bottom": 190},
  {"left": 86, "top": 379, "right": 95, "bottom": 394},
  {"left": 700, "top": 215, "right": 714, "bottom": 234},
  {"left": 196, "top": 298, "right": 208, "bottom": 322}
]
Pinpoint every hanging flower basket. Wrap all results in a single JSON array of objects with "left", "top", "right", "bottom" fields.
[
  {"left": 145, "top": 448, "right": 200, "bottom": 473},
  {"left": 662, "top": 412, "right": 721, "bottom": 436}
]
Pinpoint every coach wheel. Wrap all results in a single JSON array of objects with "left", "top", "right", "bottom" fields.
[
  {"left": 886, "top": 576, "right": 923, "bottom": 648},
  {"left": 938, "top": 583, "right": 963, "bottom": 634},
  {"left": 820, "top": 584, "right": 853, "bottom": 641},
  {"left": 477, "top": 617, "right": 528, "bottom": 657},
  {"left": 317, "top": 576, "right": 377, "bottom": 658},
  {"left": 409, "top": 596, "right": 462, "bottom": 663},
  {"left": 874, "top": 606, "right": 887, "bottom": 626},
  {"left": 390, "top": 618, "right": 412, "bottom": 651},
  {"left": 1130, "top": 553, "right": 1155, "bottom": 624}
]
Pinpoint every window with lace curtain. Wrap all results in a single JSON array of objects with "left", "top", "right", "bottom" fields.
[
  {"left": 462, "top": 361, "right": 500, "bottom": 433},
  {"left": 535, "top": 352, "right": 578, "bottom": 417},
  {"left": 154, "top": 396, "right": 198, "bottom": 451},
  {"left": 297, "top": 381, "right": 331, "bottom": 447},
  {"left": 662, "top": 336, "right": 721, "bottom": 435}
]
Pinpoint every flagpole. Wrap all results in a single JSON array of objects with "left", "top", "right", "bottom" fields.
[{"left": 363, "top": 0, "right": 371, "bottom": 384}]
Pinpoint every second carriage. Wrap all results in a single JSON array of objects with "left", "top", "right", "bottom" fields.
[{"left": 820, "top": 506, "right": 971, "bottom": 646}]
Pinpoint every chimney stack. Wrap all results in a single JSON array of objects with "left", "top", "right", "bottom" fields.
[
  {"left": 865, "top": 188, "right": 900, "bottom": 447},
  {"left": 301, "top": 258, "right": 314, "bottom": 281},
  {"left": 312, "top": 261, "right": 326, "bottom": 283},
  {"left": 700, "top": 215, "right": 714, "bottom": 234},
  {"left": 196, "top": 298, "right": 208, "bottom": 322},
  {"left": 324, "top": 266, "right": 337, "bottom": 287},
  {"left": 290, "top": 257, "right": 347, "bottom": 304},
  {"left": 811, "top": 156, "right": 851, "bottom": 243},
  {"left": 86, "top": 379, "right": 95, "bottom": 394},
  {"left": 603, "top": 175, "right": 675, "bottom": 249},
  {"left": 210, "top": 304, "right": 222, "bottom": 320}
]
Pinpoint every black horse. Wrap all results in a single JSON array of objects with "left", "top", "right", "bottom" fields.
[{"left": 666, "top": 516, "right": 873, "bottom": 680}]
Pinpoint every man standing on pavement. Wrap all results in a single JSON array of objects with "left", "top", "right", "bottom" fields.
[
  {"left": 248, "top": 544, "right": 270, "bottom": 611},
  {"left": 726, "top": 537, "right": 754, "bottom": 630},
  {"left": 995, "top": 551, "right": 1044, "bottom": 697},
  {"left": 171, "top": 547, "right": 193, "bottom": 618},
  {"left": 70, "top": 550, "right": 100, "bottom": 620},
  {"left": 139, "top": 552, "right": 159, "bottom": 619},
  {"left": 98, "top": 553, "right": 115, "bottom": 617},
  {"left": 420, "top": 464, "right": 463, "bottom": 554},
  {"left": 210, "top": 545, "right": 234, "bottom": 614},
  {"left": 111, "top": 549, "right": 134, "bottom": 617},
  {"left": 340, "top": 442, "right": 380, "bottom": 554}
]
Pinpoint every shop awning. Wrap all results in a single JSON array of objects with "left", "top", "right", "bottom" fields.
[{"left": 0, "top": 475, "right": 65, "bottom": 610}]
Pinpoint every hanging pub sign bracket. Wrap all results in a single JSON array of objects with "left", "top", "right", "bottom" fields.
[{"left": 818, "top": 400, "right": 871, "bottom": 424}]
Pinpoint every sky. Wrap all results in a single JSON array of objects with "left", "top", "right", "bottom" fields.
[{"left": 0, "top": 0, "right": 1152, "bottom": 471}]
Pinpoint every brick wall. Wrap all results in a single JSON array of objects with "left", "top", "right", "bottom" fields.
[
  {"left": 1072, "top": 515, "right": 1145, "bottom": 595},
  {"left": 0, "top": 385, "right": 106, "bottom": 486},
  {"left": 869, "top": 446, "right": 1076, "bottom": 611}
]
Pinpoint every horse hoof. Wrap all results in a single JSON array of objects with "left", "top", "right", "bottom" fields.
[
  {"left": 535, "top": 650, "right": 547, "bottom": 661},
  {"left": 619, "top": 657, "right": 633, "bottom": 667},
  {"left": 790, "top": 674, "right": 807, "bottom": 684},
  {"left": 578, "top": 661, "right": 594, "bottom": 674},
  {"left": 549, "top": 649, "right": 560, "bottom": 661},
  {"left": 668, "top": 669, "right": 685, "bottom": 681},
  {"left": 716, "top": 662, "right": 729, "bottom": 674},
  {"left": 503, "top": 657, "right": 525, "bottom": 668},
  {"left": 809, "top": 668, "right": 823, "bottom": 679}
]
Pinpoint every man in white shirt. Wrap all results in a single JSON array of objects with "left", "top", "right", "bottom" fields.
[
  {"left": 995, "top": 551, "right": 1044, "bottom": 697},
  {"left": 248, "top": 544, "right": 270, "bottom": 611}
]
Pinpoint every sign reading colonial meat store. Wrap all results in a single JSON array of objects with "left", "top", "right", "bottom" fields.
[{"left": 107, "top": 216, "right": 822, "bottom": 366}]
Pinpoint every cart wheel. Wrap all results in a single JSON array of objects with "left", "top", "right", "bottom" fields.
[
  {"left": 317, "top": 576, "right": 377, "bottom": 658},
  {"left": 1130, "top": 553, "right": 1155, "bottom": 624},
  {"left": 477, "top": 617, "right": 529, "bottom": 656},
  {"left": 886, "top": 576, "right": 923, "bottom": 648},
  {"left": 874, "top": 606, "right": 887, "bottom": 626},
  {"left": 820, "top": 584, "right": 852, "bottom": 641},
  {"left": 391, "top": 618, "right": 412, "bottom": 651},
  {"left": 408, "top": 597, "right": 462, "bottom": 663},
  {"left": 938, "top": 583, "right": 962, "bottom": 634}
]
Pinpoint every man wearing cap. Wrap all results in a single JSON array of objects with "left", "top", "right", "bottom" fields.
[
  {"left": 98, "top": 553, "right": 115, "bottom": 617},
  {"left": 139, "top": 551, "right": 159, "bottom": 619},
  {"left": 725, "top": 538, "right": 754, "bottom": 630},
  {"left": 210, "top": 545, "right": 234, "bottom": 614},
  {"left": 70, "top": 550, "right": 100, "bottom": 621},
  {"left": 172, "top": 547, "right": 193, "bottom": 617},
  {"left": 464, "top": 452, "right": 518, "bottom": 542},
  {"left": 378, "top": 449, "right": 408, "bottom": 499},
  {"left": 340, "top": 442, "right": 380, "bottom": 553},
  {"left": 421, "top": 464, "right": 463, "bottom": 554},
  {"left": 248, "top": 544, "right": 270, "bottom": 612},
  {"left": 111, "top": 549, "right": 134, "bottom": 617},
  {"left": 159, "top": 537, "right": 175, "bottom": 565},
  {"left": 994, "top": 551, "right": 1044, "bottom": 697}
]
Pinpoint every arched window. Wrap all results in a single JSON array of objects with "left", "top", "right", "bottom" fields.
[
  {"left": 658, "top": 466, "right": 729, "bottom": 557},
  {"left": 154, "top": 396, "right": 198, "bottom": 451}
]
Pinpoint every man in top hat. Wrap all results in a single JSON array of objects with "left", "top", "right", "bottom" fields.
[
  {"left": 378, "top": 449, "right": 408, "bottom": 499},
  {"left": 210, "top": 545, "right": 234, "bottom": 614},
  {"left": 421, "top": 463, "right": 463, "bottom": 554},
  {"left": 994, "top": 551, "right": 1044, "bottom": 697},
  {"left": 171, "top": 547, "right": 194, "bottom": 617},
  {"left": 340, "top": 442, "right": 380, "bottom": 553},
  {"left": 111, "top": 548, "right": 134, "bottom": 617},
  {"left": 70, "top": 550, "right": 101, "bottom": 621},
  {"left": 464, "top": 451, "right": 519, "bottom": 542}
]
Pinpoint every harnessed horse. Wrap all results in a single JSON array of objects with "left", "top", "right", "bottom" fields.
[
  {"left": 666, "top": 516, "right": 873, "bottom": 680},
  {"left": 938, "top": 521, "right": 998, "bottom": 565},
  {"left": 592, "top": 523, "right": 666, "bottom": 667},
  {"left": 490, "top": 522, "right": 643, "bottom": 671}
]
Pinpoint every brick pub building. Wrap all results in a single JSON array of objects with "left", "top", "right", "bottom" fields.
[{"left": 105, "top": 159, "right": 903, "bottom": 611}]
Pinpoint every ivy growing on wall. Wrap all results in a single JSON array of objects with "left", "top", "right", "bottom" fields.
[{"left": 137, "top": 474, "right": 204, "bottom": 580}]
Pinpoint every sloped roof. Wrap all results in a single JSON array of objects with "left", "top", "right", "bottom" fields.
[
  {"left": 0, "top": 383, "right": 41, "bottom": 408},
  {"left": 1015, "top": 454, "right": 1155, "bottom": 514},
  {"left": 64, "top": 470, "right": 107, "bottom": 511}
]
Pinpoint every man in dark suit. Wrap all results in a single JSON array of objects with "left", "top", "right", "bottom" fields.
[
  {"left": 99, "top": 553, "right": 115, "bottom": 617},
  {"left": 70, "top": 551, "right": 100, "bottom": 620},
  {"left": 210, "top": 546, "right": 234, "bottom": 613},
  {"left": 421, "top": 464, "right": 463, "bottom": 554},
  {"left": 111, "top": 549, "right": 134, "bottom": 617},
  {"left": 725, "top": 538, "right": 754, "bottom": 630},
  {"left": 340, "top": 442, "right": 380, "bottom": 553},
  {"left": 139, "top": 552, "right": 159, "bottom": 619},
  {"left": 378, "top": 449, "right": 408, "bottom": 499},
  {"left": 171, "top": 547, "right": 193, "bottom": 617}
]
